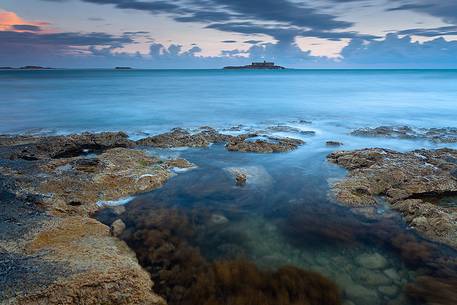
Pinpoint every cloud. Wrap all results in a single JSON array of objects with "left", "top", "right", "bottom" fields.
[
  {"left": 244, "top": 40, "right": 263, "bottom": 44},
  {"left": 3, "top": 30, "right": 457, "bottom": 68},
  {"left": 88, "top": 17, "right": 105, "bottom": 21},
  {"left": 398, "top": 25, "right": 457, "bottom": 37},
  {"left": 207, "top": 21, "right": 378, "bottom": 43},
  {"left": 7, "top": 1, "right": 457, "bottom": 68},
  {"left": 386, "top": 3, "right": 435, "bottom": 12},
  {"left": 42, "top": 0, "right": 359, "bottom": 44},
  {"left": 174, "top": 11, "right": 233, "bottom": 23},
  {"left": 341, "top": 33, "right": 457, "bottom": 67},
  {"left": 11, "top": 24, "right": 42, "bottom": 32},
  {"left": 0, "top": 10, "right": 48, "bottom": 32},
  {"left": 0, "top": 30, "right": 134, "bottom": 46},
  {"left": 207, "top": 0, "right": 352, "bottom": 31},
  {"left": 386, "top": 1, "right": 457, "bottom": 24}
]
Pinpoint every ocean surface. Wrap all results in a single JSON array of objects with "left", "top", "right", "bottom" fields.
[
  {"left": 1, "top": 69, "right": 457, "bottom": 136},
  {"left": 3, "top": 69, "right": 457, "bottom": 305}
]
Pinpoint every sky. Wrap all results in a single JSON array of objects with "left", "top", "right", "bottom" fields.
[{"left": 1, "top": 0, "right": 457, "bottom": 68}]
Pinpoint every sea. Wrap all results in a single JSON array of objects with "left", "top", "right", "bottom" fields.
[{"left": 2, "top": 69, "right": 457, "bottom": 305}]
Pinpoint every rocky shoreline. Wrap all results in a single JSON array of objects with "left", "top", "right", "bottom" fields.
[
  {"left": 0, "top": 127, "right": 306, "bottom": 304},
  {"left": 2, "top": 126, "right": 457, "bottom": 304}
]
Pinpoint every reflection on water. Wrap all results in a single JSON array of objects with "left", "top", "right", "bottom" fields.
[{"left": 96, "top": 143, "right": 457, "bottom": 305}]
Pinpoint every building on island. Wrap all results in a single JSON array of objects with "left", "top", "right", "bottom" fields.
[{"left": 223, "top": 61, "right": 285, "bottom": 70}]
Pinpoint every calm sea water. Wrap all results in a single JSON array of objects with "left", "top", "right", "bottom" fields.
[
  {"left": 1, "top": 69, "right": 457, "bottom": 135},
  {"left": 4, "top": 69, "right": 457, "bottom": 304}
]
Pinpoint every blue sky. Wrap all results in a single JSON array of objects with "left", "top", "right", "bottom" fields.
[{"left": 1, "top": 0, "right": 457, "bottom": 68}]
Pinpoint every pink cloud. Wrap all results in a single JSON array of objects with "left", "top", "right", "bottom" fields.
[{"left": 0, "top": 10, "right": 49, "bottom": 32}]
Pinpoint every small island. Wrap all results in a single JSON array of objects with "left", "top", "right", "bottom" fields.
[
  {"left": 223, "top": 61, "right": 285, "bottom": 70},
  {"left": 20, "top": 66, "right": 53, "bottom": 70},
  {"left": 115, "top": 66, "right": 133, "bottom": 70},
  {"left": 0, "top": 66, "right": 53, "bottom": 70}
]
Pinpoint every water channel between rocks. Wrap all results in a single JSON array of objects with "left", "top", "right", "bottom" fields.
[{"left": 96, "top": 142, "right": 457, "bottom": 305}]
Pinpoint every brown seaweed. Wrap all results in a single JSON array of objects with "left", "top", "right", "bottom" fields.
[{"left": 120, "top": 203, "right": 342, "bottom": 305}]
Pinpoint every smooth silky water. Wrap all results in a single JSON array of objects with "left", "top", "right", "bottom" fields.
[
  {"left": 97, "top": 128, "right": 457, "bottom": 305},
  {"left": 3, "top": 69, "right": 457, "bottom": 304}
]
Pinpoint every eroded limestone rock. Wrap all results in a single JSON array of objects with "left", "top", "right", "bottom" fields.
[
  {"left": 137, "top": 127, "right": 304, "bottom": 153},
  {"left": 226, "top": 135, "right": 304, "bottom": 153},
  {"left": 328, "top": 148, "right": 457, "bottom": 249},
  {"left": 0, "top": 133, "right": 194, "bottom": 305}
]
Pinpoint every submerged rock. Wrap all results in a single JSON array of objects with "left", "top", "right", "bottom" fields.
[
  {"left": 111, "top": 218, "right": 126, "bottom": 236},
  {"left": 344, "top": 284, "right": 379, "bottom": 305},
  {"left": 326, "top": 141, "right": 344, "bottom": 147},
  {"left": 210, "top": 213, "right": 229, "bottom": 225},
  {"left": 266, "top": 124, "right": 316, "bottom": 135},
  {"left": 120, "top": 204, "right": 342, "bottom": 305},
  {"left": 235, "top": 172, "right": 247, "bottom": 186},
  {"left": 351, "top": 126, "right": 416, "bottom": 139},
  {"left": 328, "top": 148, "right": 457, "bottom": 249},
  {"left": 355, "top": 253, "right": 388, "bottom": 270},
  {"left": 224, "top": 166, "right": 273, "bottom": 188}
]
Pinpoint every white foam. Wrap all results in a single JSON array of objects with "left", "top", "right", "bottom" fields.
[
  {"left": 96, "top": 196, "right": 134, "bottom": 207},
  {"left": 171, "top": 166, "right": 196, "bottom": 173}
]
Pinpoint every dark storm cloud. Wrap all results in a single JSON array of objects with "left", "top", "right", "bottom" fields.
[
  {"left": 11, "top": 24, "right": 42, "bottom": 31},
  {"left": 43, "top": 0, "right": 357, "bottom": 43},
  {"left": 207, "top": 22, "right": 378, "bottom": 42},
  {"left": 45, "top": 0, "right": 352, "bottom": 29},
  {"left": 0, "top": 30, "right": 134, "bottom": 46},
  {"left": 386, "top": 3, "right": 435, "bottom": 12},
  {"left": 205, "top": 0, "right": 352, "bottom": 30},
  {"left": 174, "top": 11, "right": 234, "bottom": 22},
  {"left": 386, "top": 1, "right": 457, "bottom": 24}
]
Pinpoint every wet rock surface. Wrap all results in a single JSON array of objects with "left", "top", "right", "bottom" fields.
[
  {"left": 326, "top": 141, "right": 344, "bottom": 147},
  {"left": 0, "top": 132, "right": 134, "bottom": 160},
  {"left": 137, "top": 126, "right": 305, "bottom": 153},
  {"left": 136, "top": 127, "right": 232, "bottom": 148},
  {"left": 0, "top": 132, "right": 195, "bottom": 305},
  {"left": 328, "top": 148, "right": 457, "bottom": 249},
  {"left": 266, "top": 124, "right": 316, "bottom": 135},
  {"left": 351, "top": 126, "right": 457, "bottom": 143},
  {"left": 226, "top": 135, "right": 304, "bottom": 153},
  {"left": 235, "top": 172, "right": 247, "bottom": 186}
]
